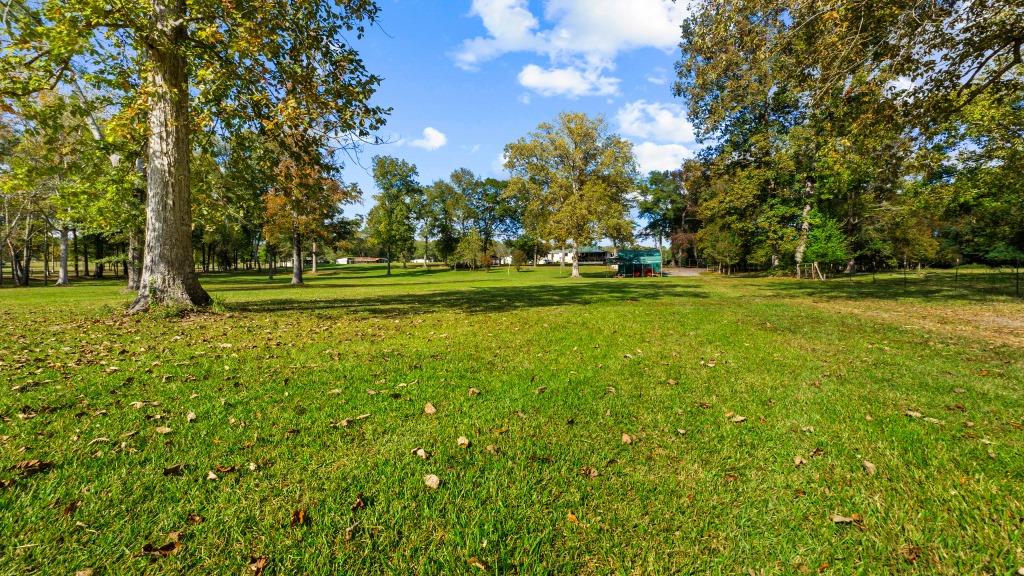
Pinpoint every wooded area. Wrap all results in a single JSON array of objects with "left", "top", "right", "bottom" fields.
[{"left": 2, "top": 0, "right": 1021, "bottom": 304}]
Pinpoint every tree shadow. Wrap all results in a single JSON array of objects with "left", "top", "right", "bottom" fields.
[{"left": 224, "top": 279, "right": 705, "bottom": 317}]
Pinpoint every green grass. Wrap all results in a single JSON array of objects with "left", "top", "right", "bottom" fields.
[{"left": 1, "top": 265, "right": 1022, "bottom": 575}]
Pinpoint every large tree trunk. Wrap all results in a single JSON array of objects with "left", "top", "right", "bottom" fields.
[
  {"left": 571, "top": 241, "right": 580, "bottom": 278},
  {"left": 311, "top": 240, "right": 318, "bottom": 274},
  {"left": 56, "top": 228, "right": 70, "bottom": 286},
  {"left": 794, "top": 202, "right": 812, "bottom": 278},
  {"left": 291, "top": 227, "right": 303, "bottom": 285},
  {"left": 127, "top": 227, "right": 143, "bottom": 290},
  {"left": 129, "top": 0, "right": 210, "bottom": 312}
]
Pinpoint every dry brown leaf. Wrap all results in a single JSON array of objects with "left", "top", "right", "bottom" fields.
[
  {"left": 676, "top": 428, "right": 687, "bottom": 435},
  {"left": 155, "top": 426, "right": 173, "bottom": 435},
  {"left": 830, "top": 513, "right": 864, "bottom": 526},
  {"left": 457, "top": 436, "right": 471, "bottom": 449},
  {"left": 290, "top": 509, "right": 307, "bottom": 527},
  {"left": 424, "top": 474, "right": 441, "bottom": 490},
  {"left": 351, "top": 493, "right": 366, "bottom": 511},
  {"left": 75, "top": 570, "right": 93, "bottom": 576},
  {"left": 730, "top": 415, "right": 747, "bottom": 423},
  {"left": 468, "top": 388, "right": 481, "bottom": 397},
  {"left": 411, "top": 447, "right": 430, "bottom": 459},
  {"left": 485, "top": 444, "right": 500, "bottom": 455},
  {"left": 567, "top": 511, "right": 579, "bottom": 524},
  {"left": 794, "top": 455, "right": 807, "bottom": 468},
  {"left": 579, "top": 466, "right": 598, "bottom": 479},
  {"left": 206, "top": 471, "right": 218, "bottom": 481},
  {"left": 467, "top": 557, "right": 489, "bottom": 570},
  {"left": 863, "top": 460, "right": 876, "bottom": 476},
  {"left": 534, "top": 386, "right": 547, "bottom": 394},
  {"left": 187, "top": 513, "right": 205, "bottom": 524},
  {"left": 621, "top": 432, "right": 634, "bottom": 444},
  {"left": 905, "top": 410, "right": 922, "bottom": 419},
  {"left": 900, "top": 544, "right": 921, "bottom": 563},
  {"left": 163, "top": 464, "right": 185, "bottom": 476},
  {"left": 424, "top": 402, "right": 437, "bottom": 415},
  {"left": 186, "top": 411, "right": 196, "bottom": 423},
  {"left": 12, "top": 460, "right": 53, "bottom": 475},
  {"left": 249, "top": 556, "right": 268, "bottom": 575},
  {"left": 141, "top": 540, "right": 181, "bottom": 558},
  {"left": 667, "top": 379, "right": 678, "bottom": 385}
]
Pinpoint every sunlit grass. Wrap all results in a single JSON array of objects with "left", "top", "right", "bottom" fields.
[{"left": 1, "top": 265, "right": 1022, "bottom": 574}]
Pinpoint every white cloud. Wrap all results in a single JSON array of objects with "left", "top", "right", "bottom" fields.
[
  {"left": 409, "top": 127, "right": 448, "bottom": 151},
  {"left": 518, "top": 64, "right": 619, "bottom": 98},
  {"left": 456, "top": 0, "right": 687, "bottom": 98},
  {"left": 633, "top": 142, "right": 692, "bottom": 173},
  {"left": 616, "top": 100, "right": 695, "bottom": 144}
]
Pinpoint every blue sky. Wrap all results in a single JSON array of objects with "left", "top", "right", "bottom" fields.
[{"left": 340, "top": 0, "right": 697, "bottom": 217}]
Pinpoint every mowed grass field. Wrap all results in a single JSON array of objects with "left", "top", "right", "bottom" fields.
[{"left": 1, "top": 265, "right": 1022, "bottom": 575}]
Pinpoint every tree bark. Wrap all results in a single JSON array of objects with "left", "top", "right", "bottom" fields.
[
  {"left": 72, "top": 229, "right": 79, "bottom": 278},
  {"left": 311, "top": 240, "right": 318, "bottom": 274},
  {"left": 20, "top": 218, "right": 32, "bottom": 286},
  {"left": 794, "top": 178, "right": 814, "bottom": 279},
  {"left": 571, "top": 241, "right": 580, "bottom": 278},
  {"left": 386, "top": 246, "right": 392, "bottom": 276},
  {"left": 129, "top": 0, "right": 210, "bottom": 312},
  {"left": 57, "top": 228, "right": 70, "bottom": 286},
  {"left": 127, "top": 227, "right": 143, "bottom": 290},
  {"left": 291, "top": 227, "right": 303, "bottom": 285}
]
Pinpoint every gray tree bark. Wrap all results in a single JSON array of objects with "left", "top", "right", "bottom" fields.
[
  {"left": 127, "top": 227, "right": 143, "bottom": 290},
  {"left": 291, "top": 227, "right": 303, "bottom": 285},
  {"left": 311, "top": 240, "right": 318, "bottom": 275},
  {"left": 129, "top": 0, "right": 210, "bottom": 312},
  {"left": 571, "top": 240, "right": 580, "bottom": 278},
  {"left": 56, "top": 227, "right": 70, "bottom": 286}
]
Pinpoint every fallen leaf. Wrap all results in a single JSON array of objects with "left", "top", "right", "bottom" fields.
[
  {"left": 186, "top": 411, "right": 196, "bottom": 423},
  {"left": 163, "top": 464, "right": 185, "bottom": 476},
  {"left": 794, "top": 455, "right": 807, "bottom": 468},
  {"left": 249, "top": 556, "right": 268, "bottom": 575},
  {"left": 830, "top": 513, "right": 864, "bottom": 526},
  {"left": 468, "top": 388, "right": 481, "bottom": 396},
  {"left": 863, "top": 460, "right": 876, "bottom": 476},
  {"left": 900, "top": 544, "right": 921, "bottom": 563},
  {"left": 676, "top": 428, "right": 687, "bottom": 435},
  {"left": 467, "top": 556, "right": 489, "bottom": 570},
  {"left": 800, "top": 426, "right": 815, "bottom": 434},
  {"left": 923, "top": 417, "right": 942, "bottom": 424},
  {"left": 567, "top": 511, "right": 579, "bottom": 524},
  {"left": 141, "top": 540, "right": 181, "bottom": 558},
  {"left": 809, "top": 447, "right": 825, "bottom": 458},
  {"left": 11, "top": 460, "right": 53, "bottom": 476},
  {"left": 155, "top": 426, "right": 173, "bottom": 435},
  {"left": 621, "top": 433, "right": 634, "bottom": 444},
  {"left": 579, "top": 466, "right": 598, "bottom": 479},
  {"left": 730, "top": 415, "right": 747, "bottom": 423},
  {"left": 905, "top": 410, "right": 922, "bottom": 419},
  {"left": 666, "top": 379, "right": 678, "bottom": 385},
  {"left": 534, "top": 386, "right": 547, "bottom": 394},
  {"left": 344, "top": 522, "right": 359, "bottom": 541},
  {"left": 457, "top": 436, "right": 471, "bottom": 449},
  {"left": 424, "top": 474, "right": 441, "bottom": 490},
  {"left": 411, "top": 447, "right": 430, "bottom": 459},
  {"left": 424, "top": 402, "right": 437, "bottom": 415},
  {"left": 187, "top": 513, "right": 204, "bottom": 524},
  {"left": 206, "top": 471, "right": 218, "bottom": 481},
  {"left": 215, "top": 465, "right": 236, "bottom": 474},
  {"left": 351, "top": 493, "right": 366, "bottom": 511},
  {"left": 485, "top": 444, "right": 500, "bottom": 455},
  {"left": 290, "top": 509, "right": 307, "bottom": 527},
  {"left": 75, "top": 570, "right": 93, "bottom": 576}
]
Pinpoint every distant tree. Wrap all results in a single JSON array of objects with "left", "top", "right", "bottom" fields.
[
  {"left": 367, "top": 156, "right": 419, "bottom": 276},
  {"left": 424, "top": 179, "right": 463, "bottom": 265},
  {"left": 454, "top": 229, "right": 485, "bottom": 270},
  {"left": 505, "top": 112, "right": 637, "bottom": 278},
  {"left": 804, "top": 214, "right": 850, "bottom": 279}
]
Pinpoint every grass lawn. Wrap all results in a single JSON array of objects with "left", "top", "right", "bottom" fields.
[{"left": 1, "top": 265, "right": 1022, "bottom": 574}]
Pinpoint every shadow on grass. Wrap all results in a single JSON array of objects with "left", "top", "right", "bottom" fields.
[
  {"left": 758, "top": 270, "right": 1023, "bottom": 302},
  {"left": 224, "top": 279, "right": 704, "bottom": 317}
]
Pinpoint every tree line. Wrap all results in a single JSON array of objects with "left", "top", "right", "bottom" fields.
[{"left": 2, "top": 0, "right": 1021, "bottom": 306}]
